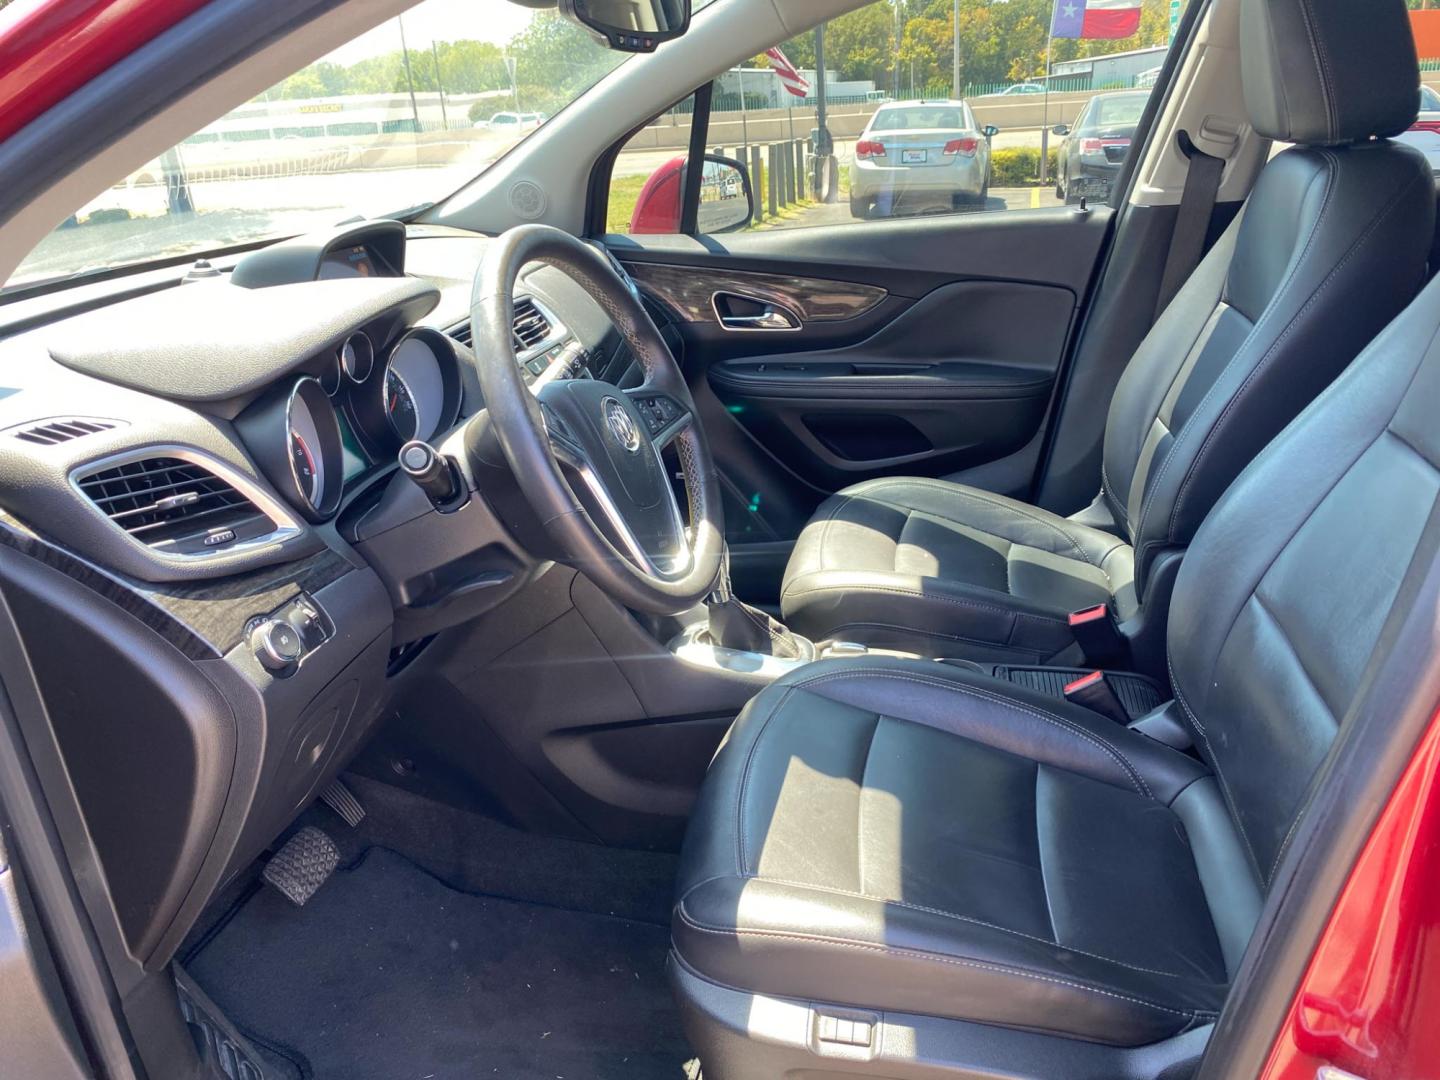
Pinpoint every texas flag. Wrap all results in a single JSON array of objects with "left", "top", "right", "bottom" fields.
[{"left": 1050, "top": 0, "right": 1143, "bottom": 40}]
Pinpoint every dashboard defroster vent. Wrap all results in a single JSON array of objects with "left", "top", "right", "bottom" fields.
[
  {"left": 512, "top": 297, "right": 552, "bottom": 354},
  {"left": 10, "top": 417, "right": 120, "bottom": 445},
  {"left": 76, "top": 456, "right": 274, "bottom": 554}
]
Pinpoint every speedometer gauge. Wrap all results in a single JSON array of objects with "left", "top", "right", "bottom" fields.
[
  {"left": 385, "top": 367, "right": 418, "bottom": 442},
  {"left": 381, "top": 331, "right": 457, "bottom": 444}
]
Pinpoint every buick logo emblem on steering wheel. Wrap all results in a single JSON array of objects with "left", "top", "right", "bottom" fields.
[{"left": 603, "top": 397, "right": 642, "bottom": 453}]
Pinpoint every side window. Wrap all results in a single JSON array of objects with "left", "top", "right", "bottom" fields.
[{"left": 608, "top": 0, "right": 1183, "bottom": 237}]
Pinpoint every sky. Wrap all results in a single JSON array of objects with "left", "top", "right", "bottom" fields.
[{"left": 324, "top": 0, "right": 540, "bottom": 65}]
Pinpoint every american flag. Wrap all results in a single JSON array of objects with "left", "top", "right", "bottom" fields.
[{"left": 765, "top": 46, "right": 810, "bottom": 99}]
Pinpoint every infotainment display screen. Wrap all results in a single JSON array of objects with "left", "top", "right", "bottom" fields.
[{"left": 319, "top": 244, "right": 378, "bottom": 280}]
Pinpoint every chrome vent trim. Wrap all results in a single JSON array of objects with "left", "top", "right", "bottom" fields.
[
  {"left": 512, "top": 296, "right": 552, "bottom": 351},
  {"left": 70, "top": 447, "right": 302, "bottom": 560},
  {"left": 9, "top": 417, "right": 122, "bottom": 446},
  {"left": 447, "top": 295, "right": 568, "bottom": 363}
]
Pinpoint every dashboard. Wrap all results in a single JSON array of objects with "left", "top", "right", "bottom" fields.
[{"left": 0, "top": 218, "right": 655, "bottom": 973}]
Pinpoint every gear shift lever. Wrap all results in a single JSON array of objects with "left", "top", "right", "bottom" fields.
[{"left": 704, "top": 546, "right": 811, "bottom": 659}]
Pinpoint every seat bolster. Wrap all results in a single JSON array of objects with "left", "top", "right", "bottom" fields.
[
  {"left": 781, "top": 477, "right": 1130, "bottom": 660},
  {"left": 674, "top": 874, "right": 1226, "bottom": 1047},
  {"left": 780, "top": 659, "right": 1207, "bottom": 804},
  {"left": 782, "top": 567, "right": 1079, "bottom": 663}
]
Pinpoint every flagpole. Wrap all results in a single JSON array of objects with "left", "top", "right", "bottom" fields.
[{"left": 1039, "top": 30, "right": 1053, "bottom": 186}]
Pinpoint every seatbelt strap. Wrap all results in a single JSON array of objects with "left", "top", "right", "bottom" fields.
[{"left": 1154, "top": 129, "right": 1226, "bottom": 320}]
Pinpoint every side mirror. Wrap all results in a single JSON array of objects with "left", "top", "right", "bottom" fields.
[
  {"left": 982, "top": 124, "right": 1000, "bottom": 139},
  {"left": 695, "top": 155, "right": 754, "bottom": 234},
  {"left": 1052, "top": 123, "right": 1070, "bottom": 137},
  {"left": 629, "top": 153, "right": 753, "bottom": 235},
  {"left": 558, "top": 0, "right": 691, "bottom": 53}
]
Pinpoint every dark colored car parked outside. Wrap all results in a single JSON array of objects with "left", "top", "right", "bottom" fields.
[{"left": 1053, "top": 89, "right": 1150, "bottom": 204}]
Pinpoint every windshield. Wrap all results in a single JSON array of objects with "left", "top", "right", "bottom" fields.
[{"left": 5, "top": 0, "right": 627, "bottom": 292}]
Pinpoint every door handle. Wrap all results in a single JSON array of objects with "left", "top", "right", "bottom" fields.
[{"left": 712, "top": 291, "right": 802, "bottom": 332}]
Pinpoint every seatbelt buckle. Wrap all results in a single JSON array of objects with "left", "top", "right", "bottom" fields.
[
  {"left": 1063, "top": 670, "right": 1131, "bottom": 726},
  {"left": 1068, "top": 604, "right": 1127, "bottom": 666}
]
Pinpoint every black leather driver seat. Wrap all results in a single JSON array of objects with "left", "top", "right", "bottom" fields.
[
  {"left": 780, "top": 0, "right": 1432, "bottom": 663},
  {"left": 673, "top": 196, "right": 1440, "bottom": 1078}
]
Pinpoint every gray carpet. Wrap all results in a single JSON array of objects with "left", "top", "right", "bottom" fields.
[{"left": 188, "top": 846, "right": 695, "bottom": 1080}]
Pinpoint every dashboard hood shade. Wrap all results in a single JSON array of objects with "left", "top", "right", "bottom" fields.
[{"left": 47, "top": 277, "right": 440, "bottom": 404}]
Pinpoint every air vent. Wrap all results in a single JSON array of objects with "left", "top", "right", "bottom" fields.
[
  {"left": 512, "top": 297, "right": 552, "bottom": 354},
  {"left": 11, "top": 417, "right": 119, "bottom": 446},
  {"left": 448, "top": 322, "right": 473, "bottom": 348},
  {"left": 76, "top": 456, "right": 273, "bottom": 553}
]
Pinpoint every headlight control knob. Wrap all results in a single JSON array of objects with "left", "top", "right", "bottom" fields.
[{"left": 253, "top": 618, "right": 303, "bottom": 675}]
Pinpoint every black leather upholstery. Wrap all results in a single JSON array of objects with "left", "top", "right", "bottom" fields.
[
  {"left": 780, "top": 0, "right": 1432, "bottom": 661},
  {"left": 675, "top": 660, "right": 1224, "bottom": 1046},
  {"left": 677, "top": 248, "right": 1440, "bottom": 1055},
  {"left": 1240, "top": 0, "right": 1418, "bottom": 144},
  {"left": 781, "top": 477, "right": 1132, "bottom": 663}
]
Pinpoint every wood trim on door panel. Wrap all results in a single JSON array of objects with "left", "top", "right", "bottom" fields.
[{"left": 627, "top": 263, "right": 887, "bottom": 324}]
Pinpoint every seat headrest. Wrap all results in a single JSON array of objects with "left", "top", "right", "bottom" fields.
[{"left": 1241, "top": 0, "right": 1419, "bottom": 145}]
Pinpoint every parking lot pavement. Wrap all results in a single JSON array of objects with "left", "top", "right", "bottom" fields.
[{"left": 758, "top": 186, "right": 1065, "bottom": 230}]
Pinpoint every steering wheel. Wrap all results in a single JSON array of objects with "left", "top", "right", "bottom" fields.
[{"left": 468, "top": 224, "right": 724, "bottom": 614}]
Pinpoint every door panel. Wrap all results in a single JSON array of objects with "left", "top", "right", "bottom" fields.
[
  {"left": 609, "top": 207, "right": 1113, "bottom": 592},
  {"left": 707, "top": 280, "right": 1072, "bottom": 488}
]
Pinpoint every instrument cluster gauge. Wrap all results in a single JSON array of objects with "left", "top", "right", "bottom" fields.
[
  {"left": 385, "top": 364, "right": 419, "bottom": 442},
  {"left": 318, "top": 347, "right": 343, "bottom": 396},
  {"left": 279, "top": 376, "right": 344, "bottom": 520},
  {"left": 379, "top": 329, "right": 463, "bottom": 446},
  {"left": 340, "top": 331, "right": 374, "bottom": 383}
]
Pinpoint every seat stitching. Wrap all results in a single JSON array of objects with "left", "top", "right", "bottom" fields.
[
  {"left": 1156, "top": 164, "right": 1430, "bottom": 561},
  {"left": 675, "top": 907, "right": 1216, "bottom": 1021},
  {"left": 781, "top": 579, "right": 1070, "bottom": 627},
  {"left": 790, "top": 669, "right": 1152, "bottom": 799},
  {"left": 1294, "top": 0, "right": 1335, "bottom": 141},
  {"left": 816, "top": 621, "right": 1049, "bottom": 661},
  {"left": 813, "top": 492, "right": 857, "bottom": 575},
  {"left": 1166, "top": 654, "right": 1267, "bottom": 881},
  {"left": 1266, "top": 806, "right": 1307, "bottom": 889},
  {"left": 747, "top": 875, "right": 1210, "bottom": 981},
  {"left": 856, "top": 715, "right": 880, "bottom": 894},
  {"left": 735, "top": 686, "right": 796, "bottom": 876},
  {"left": 1131, "top": 157, "right": 1336, "bottom": 564},
  {"left": 847, "top": 477, "right": 1093, "bottom": 563}
]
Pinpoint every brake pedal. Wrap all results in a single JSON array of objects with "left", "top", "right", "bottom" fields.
[
  {"left": 319, "top": 778, "right": 365, "bottom": 827},
  {"left": 262, "top": 826, "right": 339, "bottom": 907}
]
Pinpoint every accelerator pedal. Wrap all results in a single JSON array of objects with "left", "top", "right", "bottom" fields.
[
  {"left": 262, "top": 826, "right": 339, "bottom": 907},
  {"left": 319, "top": 777, "right": 366, "bottom": 827}
]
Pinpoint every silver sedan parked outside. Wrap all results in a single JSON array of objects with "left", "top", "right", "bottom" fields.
[{"left": 849, "top": 100, "right": 995, "bottom": 219}]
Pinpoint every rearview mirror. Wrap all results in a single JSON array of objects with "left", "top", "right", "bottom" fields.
[
  {"left": 982, "top": 124, "right": 1000, "bottom": 139},
  {"left": 1052, "top": 123, "right": 1071, "bottom": 137},
  {"left": 559, "top": 0, "right": 691, "bottom": 52}
]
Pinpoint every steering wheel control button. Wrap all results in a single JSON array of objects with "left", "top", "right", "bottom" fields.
[
  {"left": 254, "top": 618, "right": 303, "bottom": 675},
  {"left": 634, "top": 395, "right": 681, "bottom": 436}
]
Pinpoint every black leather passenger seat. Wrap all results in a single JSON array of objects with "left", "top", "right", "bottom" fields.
[
  {"left": 779, "top": 0, "right": 1433, "bottom": 666},
  {"left": 672, "top": 209, "right": 1440, "bottom": 1080},
  {"left": 671, "top": 3, "right": 1440, "bottom": 1076}
]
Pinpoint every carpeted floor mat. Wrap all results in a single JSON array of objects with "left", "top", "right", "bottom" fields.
[{"left": 187, "top": 847, "right": 695, "bottom": 1080}]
